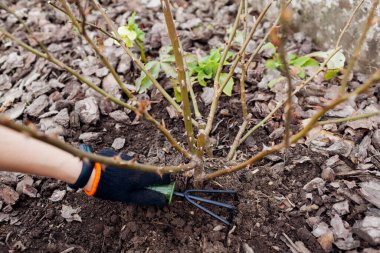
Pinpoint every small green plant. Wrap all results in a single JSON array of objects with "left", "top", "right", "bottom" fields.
[
  {"left": 187, "top": 49, "right": 235, "bottom": 96},
  {"left": 113, "top": 12, "right": 147, "bottom": 62},
  {"left": 135, "top": 48, "right": 235, "bottom": 97},
  {"left": 308, "top": 49, "right": 346, "bottom": 80},
  {"left": 265, "top": 43, "right": 319, "bottom": 79},
  {"left": 264, "top": 42, "right": 347, "bottom": 88},
  {"left": 135, "top": 46, "right": 176, "bottom": 93}
]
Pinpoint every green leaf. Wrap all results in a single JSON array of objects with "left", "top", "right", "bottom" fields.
[
  {"left": 327, "top": 50, "right": 345, "bottom": 69},
  {"left": 286, "top": 53, "right": 297, "bottom": 61},
  {"left": 159, "top": 46, "right": 175, "bottom": 63},
  {"left": 267, "top": 76, "right": 286, "bottom": 89},
  {"left": 259, "top": 42, "right": 276, "bottom": 55},
  {"left": 224, "top": 51, "right": 234, "bottom": 65},
  {"left": 171, "top": 79, "right": 182, "bottom": 103},
  {"left": 297, "top": 68, "right": 306, "bottom": 79},
  {"left": 324, "top": 69, "right": 340, "bottom": 80},
  {"left": 303, "top": 58, "right": 320, "bottom": 67},
  {"left": 265, "top": 59, "right": 282, "bottom": 70},
  {"left": 290, "top": 56, "right": 318, "bottom": 67},
  {"left": 220, "top": 73, "right": 234, "bottom": 96},
  {"left": 161, "top": 62, "right": 177, "bottom": 79},
  {"left": 135, "top": 61, "right": 161, "bottom": 93},
  {"left": 197, "top": 71, "right": 212, "bottom": 87}
]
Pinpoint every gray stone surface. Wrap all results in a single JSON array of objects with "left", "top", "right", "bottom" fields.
[
  {"left": 74, "top": 97, "right": 99, "bottom": 125},
  {"left": 252, "top": 0, "right": 380, "bottom": 73}
]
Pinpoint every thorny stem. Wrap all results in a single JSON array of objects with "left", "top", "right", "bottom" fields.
[
  {"left": 339, "top": 0, "right": 378, "bottom": 95},
  {"left": 239, "top": 47, "right": 342, "bottom": 145},
  {"left": 0, "top": 115, "right": 197, "bottom": 174},
  {"left": 317, "top": 111, "right": 380, "bottom": 126},
  {"left": 161, "top": 0, "right": 195, "bottom": 153},
  {"left": 0, "top": 28, "right": 191, "bottom": 158},
  {"left": 91, "top": 0, "right": 184, "bottom": 117},
  {"left": 278, "top": 3, "right": 293, "bottom": 148},
  {"left": 204, "top": 0, "right": 274, "bottom": 138},
  {"left": 203, "top": 69, "right": 380, "bottom": 180},
  {"left": 214, "top": 0, "right": 244, "bottom": 90},
  {"left": 70, "top": 1, "right": 134, "bottom": 99},
  {"left": 335, "top": 0, "right": 365, "bottom": 48},
  {"left": 227, "top": 114, "right": 252, "bottom": 160}
]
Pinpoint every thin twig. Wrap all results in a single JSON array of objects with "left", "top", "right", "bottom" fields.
[
  {"left": 227, "top": 114, "right": 252, "bottom": 160},
  {"left": 142, "top": 111, "right": 193, "bottom": 159},
  {"left": 205, "top": 0, "right": 274, "bottom": 138},
  {"left": 239, "top": 47, "right": 342, "bottom": 145},
  {"left": 0, "top": 3, "right": 50, "bottom": 56},
  {"left": 335, "top": 0, "right": 365, "bottom": 48},
  {"left": 317, "top": 111, "right": 380, "bottom": 125},
  {"left": 214, "top": 0, "right": 244, "bottom": 90},
  {"left": 240, "top": 0, "right": 367, "bottom": 146},
  {"left": 91, "top": 0, "right": 184, "bottom": 116},
  {"left": 0, "top": 28, "right": 135, "bottom": 111},
  {"left": 70, "top": 1, "right": 134, "bottom": 99},
  {"left": 240, "top": 0, "right": 248, "bottom": 118},
  {"left": 0, "top": 116, "right": 197, "bottom": 174},
  {"left": 1, "top": 28, "right": 191, "bottom": 158},
  {"left": 245, "top": 0, "right": 293, "bottom": 69},
  {"left": 203, "top": 69, "right": 380, "bottom": 180},
  {"left": 161, "top": 0, "right": 195, "bottom": 153},
  {"left": 277, "top": 3, "right": 292, "bottom": 148},
  {"left": 339, "top": 0, "right": 379, "bottom": 94}
]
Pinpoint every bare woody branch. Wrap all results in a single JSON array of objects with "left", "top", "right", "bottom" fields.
[
  {"left": 317, "top": 111, "right": 380, "bottom": 126},
  {"left": 239, "top": 0, "right": 363, "bottom": 147},
  {"left": 203, "top": 69, "right": 380, "bottom": 180},
  {"left": 161, "top": 0, "right": 195, "bottom": 153},
  {"left": 91, "top": 0, "right": 184, "bottom": 117},
  {"left": 240, "top": 0, "right": 249, "bottom": 119},
  {"left": 68, "top": 1, "right": 134, "bottom": 99},
  {"left": 339, "top": 0, "right": 379, "bottom": 94},
  {"left": 49, "top": 1, "right": 147, "bottom": 63},
  {"left": 0, "top": 116, "right": 197, "bottom": 174},
  {"left": 277, "top": 3, "right": 293, "bottom": 148},
  {"left": 239, "top": 47, "right": 342, "bottom": 145},
  {"left": 214, "top": 0, "right": 244, "bottom": 90},
  {"left": 335, "top": 0, "right": 364, "bottom": 48},
  {"left": 0, "top": 3, "right": 50, "bottom": 56},
  {"left": 0, "top": 28, "right": 191, "bottom": 159},
  {"left": 204, "top": 0, "right": 274, "bottom": 138}
]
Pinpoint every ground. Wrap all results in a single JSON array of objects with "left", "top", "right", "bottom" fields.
[{"left": 1, "top": 0, "right": 380, "bottom": 252}]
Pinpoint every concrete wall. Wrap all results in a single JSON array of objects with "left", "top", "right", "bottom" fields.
[{"left": 252, "top": 0, "right": 380, "bottom": 74}]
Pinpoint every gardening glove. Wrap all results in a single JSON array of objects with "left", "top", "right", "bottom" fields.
[{"left": 68, "top": 145, "right": 171, "bottom": 206}]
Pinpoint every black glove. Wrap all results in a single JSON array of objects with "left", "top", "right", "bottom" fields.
[{"left": 69, "top": 145, "right": 171, "bottom": 206}]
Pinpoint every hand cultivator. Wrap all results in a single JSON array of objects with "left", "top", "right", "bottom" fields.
[{"left": 148, "top": 183, "right": 237, "bottom": 227}]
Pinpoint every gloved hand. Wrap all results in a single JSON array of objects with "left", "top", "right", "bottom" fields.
[{"left": 69, "top": 145, "right": 171, "bottom": 206}]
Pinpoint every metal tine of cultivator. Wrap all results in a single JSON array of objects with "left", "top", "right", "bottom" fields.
[{"left": 173, "top": 189, "right": 236, "bottom": 226}]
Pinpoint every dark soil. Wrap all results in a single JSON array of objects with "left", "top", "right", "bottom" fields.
[{"left": 0, "top": 139, "right": 325, "bottom": 253}]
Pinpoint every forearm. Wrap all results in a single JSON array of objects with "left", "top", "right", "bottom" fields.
[{"left": 0, "top": 125, "right": 82, "bottom": 184}]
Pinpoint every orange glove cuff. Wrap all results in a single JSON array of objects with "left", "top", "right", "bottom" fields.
[{"left": 84, "top": 162, "right": 102, "bottom": 197}]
